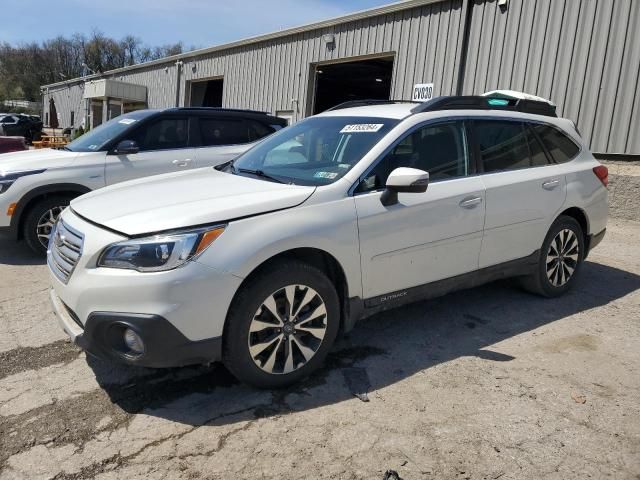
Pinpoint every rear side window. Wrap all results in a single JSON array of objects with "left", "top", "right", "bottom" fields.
[
  {"left": 131, "top": 118, "right": 188, "bottom": 152},
  {"left": 199, "top": 118, "right": 274, "bottom": 146},
  {"left": 532, "top": 124, "right": 580, "bottom": 163},
  {"left": 248, "top": 121, "right": 275, "bottom": 141},
  {"left": 475, "top": 120, "right": 531, "bottom": 173},
  {"left": 525, "top": 125, "right": 551, "bottom": 167}
]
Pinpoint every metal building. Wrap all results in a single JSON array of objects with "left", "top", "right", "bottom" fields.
[{"left": 42, "top": 0, "right": 640, "bottom": 156}]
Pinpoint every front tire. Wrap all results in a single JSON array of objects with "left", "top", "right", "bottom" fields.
[
  {"left": 23, "top": 196, "right": 73, "bottom": 255},
  {"left": 520, "top": 215, "right": 585, "bottom": 297},
  {"left": 223, "top": 261, "right": 340, "bottom": 388}
]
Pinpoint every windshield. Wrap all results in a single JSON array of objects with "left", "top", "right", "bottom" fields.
[
  {"left": 66, "top": 110, "right": 154, "bottom": 152},
  {"left": 231, "top": 116, "right": 399, "bottom": 186}
]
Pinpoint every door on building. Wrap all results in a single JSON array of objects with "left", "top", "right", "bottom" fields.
[
  {"left": 189, "top": 79, "right": 224, "bottom": 107},
  {"left": 311, "top": 56, "right": 394, "bottom": 114},
  {"left": 91, "top": 101, "right": 103, "bottom": 129}
]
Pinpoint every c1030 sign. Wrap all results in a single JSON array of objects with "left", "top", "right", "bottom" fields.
[{"left": 412, "top": 83, "right": 434, "bottom": 102}]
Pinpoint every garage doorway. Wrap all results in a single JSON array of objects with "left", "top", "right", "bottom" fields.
[
  {"left": 189, "top": 78, "right": 224, "bottom": 107},
  {"left": 311, "top": 56, "right": 394, "bottom": 114}
]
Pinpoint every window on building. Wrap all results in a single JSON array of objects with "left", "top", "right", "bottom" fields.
[
  {"left": 70, "top": 111, "right": 75, "bottom": 127},
  {"left": 131, "top": 117, "right": 188, "bottom": 151},
  {"left": 475, "top": 120, "right": 531, "bottom": 173},
  {"left": 356, "top": 121, "right": 468, "bottom": 193},
  {"left": 532, "top": 124, "right": 580, "bottom": 163}
]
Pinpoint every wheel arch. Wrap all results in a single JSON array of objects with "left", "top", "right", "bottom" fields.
[
  {"left": 223, "top": 247, "right": 355, "bottom": 341},
  {"left": 10, "top": 183, "right": 91, "bottom": 240},
  {"left": 558, "top": 206, "right": 589, "bottom": 245}
]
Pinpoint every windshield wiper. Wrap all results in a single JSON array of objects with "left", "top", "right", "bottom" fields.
[{"left": 236, "top": 168, "right": 287, "bottom": 184}]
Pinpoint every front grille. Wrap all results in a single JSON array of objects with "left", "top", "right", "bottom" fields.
[{"left": 47, "top": 221, "right": 84, "bottom": 284}]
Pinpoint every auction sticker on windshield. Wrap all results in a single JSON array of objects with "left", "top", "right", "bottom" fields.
[
  {"left": 118, "top": 118, "right": 137, "bottom": 125},
  {"left": 340, "top": 124, "right": 384, "bottom": 133}
]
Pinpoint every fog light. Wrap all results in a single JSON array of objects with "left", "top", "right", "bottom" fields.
[{"left": 123, "top": 328, "right": 144, "bottom": 355}]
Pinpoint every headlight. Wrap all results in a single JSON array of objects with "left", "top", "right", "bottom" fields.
[
  {"left": 97, "top": 226, "right": 225, "bottom": 272},
  {"left": 0, "top": 169, "right": 46, "bottom": 194}
]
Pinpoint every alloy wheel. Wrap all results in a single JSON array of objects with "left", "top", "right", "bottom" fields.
[
  {"left": 36, "top": 206, "right": 64, "bottom": 249},
  {"left": 546, "top": 228, "right": 580, "bottom": 287},
  {"left": 248, "top": 284, "right": 328, "bottom": 375}
]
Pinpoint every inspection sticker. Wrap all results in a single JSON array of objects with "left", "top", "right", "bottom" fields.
[
  {"left": 340, "top": 124, "right": 384, "bottom": 133},
  {"left": 314, "top": 171, "right": 338, "bottom": 179},
  {"left": 118, "top": 118, "right": 137, "bottom": 125}
]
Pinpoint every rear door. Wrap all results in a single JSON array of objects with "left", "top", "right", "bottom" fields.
[
  {"left": 105, "top": 115, "right": 196, "bottom": 185},
  {"left": 193, "top": 116, "right": 276, "bottom": 167},
  {"left": 475, "top": 119, "right": 567, "bottom": 268},
  {"left": 354, "top": 120, "right": 486, "bottom": 302}
]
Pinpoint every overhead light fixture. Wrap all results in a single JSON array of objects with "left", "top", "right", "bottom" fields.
[
  {"left": 375, "top": 78, "right": 383, "bottom": 82},
  {"left": 317, "top": 69, "right": 324, "bottom": 74}
]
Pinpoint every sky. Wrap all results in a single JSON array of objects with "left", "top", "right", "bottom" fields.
[{"left": 1, "top": 0, "right": 394, "bottom": 48}]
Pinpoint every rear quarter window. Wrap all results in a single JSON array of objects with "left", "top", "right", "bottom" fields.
[
  {"left": 199, "top": 117, "right": 274, "bottom": 146},
  {"left": 532, "top": 124, "right": 580, "bottom": 163}
]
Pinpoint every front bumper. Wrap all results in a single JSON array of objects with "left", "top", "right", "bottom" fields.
[
  {"left": 48, "top": 209, "right": 243, "bottom": 367},
  {"left": 51, "top": 289, "right": 222, "bottom": 367}
]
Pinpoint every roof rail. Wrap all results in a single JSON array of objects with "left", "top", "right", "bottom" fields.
[
  {"left": 171, "top": 107, "right": 270, "bottom": 115},
  {"left": 327, "top": 99, "right": 415, "bottom": 111},
  {"left": 410, "top": 96, "right": 557, "bottom": 117}
]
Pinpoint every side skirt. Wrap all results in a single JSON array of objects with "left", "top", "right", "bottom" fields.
[{"left": 347, "top": 250, "right": 540, "bottom": 324}]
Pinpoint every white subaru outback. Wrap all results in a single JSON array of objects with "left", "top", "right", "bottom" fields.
[{"left": 48, "top": 96, "right": 608, "bottom": 388}]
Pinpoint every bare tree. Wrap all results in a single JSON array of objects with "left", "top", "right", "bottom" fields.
[{"left": 0, "top": 33, "right": 193, "bottom": 102}]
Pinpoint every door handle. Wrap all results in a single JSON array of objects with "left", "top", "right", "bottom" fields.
[
  {"left": 173, "top": 159, "right": 192, "bottom": 168},
  {"left": 542, "top": 179, "right": 560, "bottom": 190},
  {"left": 459, "top": 196, "right": 483, "bottom": 209}
]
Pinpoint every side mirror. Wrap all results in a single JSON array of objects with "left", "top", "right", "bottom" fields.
[
  {"left": 380, "top": 167, "right": 429, "bottom": 206},
  {"left": 112, "top": 140, "right": 139, "bottom": 155}
]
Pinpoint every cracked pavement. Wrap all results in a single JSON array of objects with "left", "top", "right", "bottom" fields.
[{"left": 1, "top": 220, "right": 639, "bottom": 479}]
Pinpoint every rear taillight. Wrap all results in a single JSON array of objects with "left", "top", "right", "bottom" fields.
[{"left": 593, "top": 165, "right": 608, "bottom": 187}]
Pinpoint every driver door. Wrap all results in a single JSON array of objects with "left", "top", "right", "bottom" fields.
[
  {"left": 105, "top": 116, "right": 196, "bottom": 185},
  {"left": 354, "top": 120, "right": 486, "bottom": 302}
]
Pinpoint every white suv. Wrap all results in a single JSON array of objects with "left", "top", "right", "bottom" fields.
[
  {"left": 0, "top": 108, "right": 285, "bottom": 254},
  {"left": 48, "top": 96, "right": 608, "bottom": 388}
]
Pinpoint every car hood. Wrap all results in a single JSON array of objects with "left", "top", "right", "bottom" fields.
[
  {"left": 0, "top": 148, "right": 79, "bottom": 174},
  {"left": 71, "top": 168, "right": 316, "bottom": 236}
]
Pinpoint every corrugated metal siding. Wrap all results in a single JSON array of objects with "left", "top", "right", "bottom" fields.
[
  {"left": 43, "top": 84, "right": 85, "bottom": 129},
  {"left": 44, "top": 0, "right": 464, "bottom": 126},
  {"left": 462, "top": 0, "right": 640, "bottom": 154},
  {"left": 43, "top": 0, "right": 638, "bottom": 154},
  {"left": 183, "top": 0, "right": 464, "bottom": 118}
]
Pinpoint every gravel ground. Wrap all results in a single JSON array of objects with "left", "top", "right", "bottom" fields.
[
  {"left": 0, "top": 220, "right": 639, "bottom": 480},
  {"left": 604, "top": 161, "right": 640, "bottom": 222}
]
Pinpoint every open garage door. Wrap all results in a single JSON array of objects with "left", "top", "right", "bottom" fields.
[
  {"left": 312, "top": 57, "right": 394, "bottom": 114},
  {"left": 189, "top": 79, "right": 224, "bottom": 107}
]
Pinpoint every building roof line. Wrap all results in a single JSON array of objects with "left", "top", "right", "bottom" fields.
[{"left": 42, "top": 0, "right": 444, "bottom": 89}]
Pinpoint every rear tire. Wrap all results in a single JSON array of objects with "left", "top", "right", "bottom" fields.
[
  {"left": 23, "top": 196, "right": 73, "bottom": 255},
  {"left": 520, "top": 215, "right": 585, "bottom": 297},
  {"left": 223, "top": 260, "right": 340, "bottom": 388}
]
